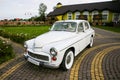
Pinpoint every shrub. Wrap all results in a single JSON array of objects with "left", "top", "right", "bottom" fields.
[
  {"left": 10, "top": 33, "right": 29, "bottom": 44},
  {"left": 105, "top": 22, "right": 113, "bottom": 26},
  {"left": 0, "top": 39, "right": 15, "bottom": 64},
  {"left": 0, "top": 30, "right": 11, "bottom": 38},
  {"left": 0, "top": 29, "right": 29, "bottom": 44}
]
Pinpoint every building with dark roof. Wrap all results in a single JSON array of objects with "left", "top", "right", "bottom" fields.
[{"left": 48, "top": 0, "right": 120, "bottom": 25}]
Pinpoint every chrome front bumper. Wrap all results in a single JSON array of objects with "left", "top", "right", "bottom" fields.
[{"left": 24, "top": 51, "right": 59, "bottom": 68}]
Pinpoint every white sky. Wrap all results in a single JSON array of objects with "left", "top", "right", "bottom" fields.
[{"left": 0, "top": 0, "right": 111, "bottom": 20}]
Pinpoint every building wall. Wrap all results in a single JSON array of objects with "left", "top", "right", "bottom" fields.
[
  {"left": 56, "top": 15, "right": 63, "bottom": 20},
  {"left": 63, "top": 14, "right": 67, "bottom": 20},
  {"left": 109, "top": 11, "right": 113, "bottom": 22},
  {"left": 56, "top": 10, "right": 116, "bottom": 24}
]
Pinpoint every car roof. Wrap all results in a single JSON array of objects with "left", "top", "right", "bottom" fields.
[{"left": 55, "top": 20, "right": 87, "bottom": 23}]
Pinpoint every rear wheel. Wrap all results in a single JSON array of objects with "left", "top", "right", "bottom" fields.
[
  {"left": 61, "top": 49, "right": 74, "bottom": 71},
  {"left": 88, "top": 37, "right": 93, "bottom": 48}
]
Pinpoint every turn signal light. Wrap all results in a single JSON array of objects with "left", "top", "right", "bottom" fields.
[{"left": 52, "top": 57, "right": 57, "bottom": 61}]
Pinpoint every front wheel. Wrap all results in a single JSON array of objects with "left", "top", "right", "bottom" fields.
[{"left": 61, "top": 50, "right": 74, "bottom": 71}]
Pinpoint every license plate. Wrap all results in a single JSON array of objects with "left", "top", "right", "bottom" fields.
[{"left": 28, "top": 58, "right": 40, "bottom": 66}]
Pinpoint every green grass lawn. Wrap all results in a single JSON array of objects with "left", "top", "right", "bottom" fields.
[
  {"left": 94, "top": 26, "right": 120, "bottom": 33},
  {"left": 0, "top": 25, "right": 50, "bottom": 44},
  {"left": 0, "top": 25, "right": 50, "bottom": 38}
]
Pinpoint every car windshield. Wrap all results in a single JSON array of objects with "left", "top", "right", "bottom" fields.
[{"left": 51, "top": 22, "right": 77, "bottom": 32}]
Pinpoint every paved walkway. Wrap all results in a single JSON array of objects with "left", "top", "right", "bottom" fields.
[{"left": 0, "top": 28, "right": 120, "bottom": 80}]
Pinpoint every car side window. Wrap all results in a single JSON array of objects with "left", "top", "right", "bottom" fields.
[
  {"left": 78, "top": 23, "right": 84, "bottom": 32},
  {"left": 84, "top": 22, "right": 89, "bottom": 30}
]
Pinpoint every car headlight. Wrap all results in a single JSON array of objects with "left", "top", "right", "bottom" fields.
[
  {"left": 24, "top": 42, "right": 28, "bottom": 53},
  {"left": 50, "top": 48, "right": 57, "bottom": 56},
  {"left": 24, "top": 42, "right": 28, "bottom": 48}
]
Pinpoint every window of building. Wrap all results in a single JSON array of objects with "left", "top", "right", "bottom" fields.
[
  {"left": 83, "top": 11, "right": 89, "bottom": 20},
  {"left": 102, "top": 10, "right": 109, "bottom": 21},
  {"left": 92, "top": 11, "right": 99, "bottom": 15},
  {"left": 67, "top": 12, "right": 72, "bottom": 20},
  {"left": 75, "top": 12, "right": 80, "bottom": 20},
  {"left": 113, "top": 13, "right": 120, "bottom": 22},
  {"left": 92, "top": 11, "right": 99, "bottom": 21}
]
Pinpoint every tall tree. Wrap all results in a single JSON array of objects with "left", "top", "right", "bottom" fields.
[{"left": 38, "top": 3, "right": 47, "bottom": 21}]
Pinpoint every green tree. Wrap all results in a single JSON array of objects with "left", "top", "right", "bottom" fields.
[{"left": 38, "top": 3, "right": 47, "bottom": 21}]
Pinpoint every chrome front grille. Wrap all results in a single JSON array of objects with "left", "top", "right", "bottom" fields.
[{"left": 28, "top": 51, "right": 49, "bottom": 61}]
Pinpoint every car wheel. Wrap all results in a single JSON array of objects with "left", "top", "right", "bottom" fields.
[
  {"left": 88, "top": 37, "right": 93, "bottom": 48},
  {"left": 61, "top": 49, "right": 74, "bottom": 71}
]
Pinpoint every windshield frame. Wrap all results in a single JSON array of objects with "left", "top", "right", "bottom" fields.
[{"left": 51, "top": 22, "right": 77, "bottom": 32}]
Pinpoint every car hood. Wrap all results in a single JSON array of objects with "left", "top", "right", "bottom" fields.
[{"left": 34, "top": 31, "right": 76, "bottom": 47}]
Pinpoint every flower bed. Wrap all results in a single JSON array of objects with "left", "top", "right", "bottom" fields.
[
  {"left": 0, "top": 39, "right": 14, "bottom": 64},
  {"left": 0, "top": 30, "right": 28, "bottom": 44}
]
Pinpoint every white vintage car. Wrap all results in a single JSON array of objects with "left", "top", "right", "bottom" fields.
[{"left": 24, "top": 20, "right": 95, "bottom": 70}]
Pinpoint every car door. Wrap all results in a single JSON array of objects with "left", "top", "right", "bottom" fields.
[
  {"left": 75, "top": 22, "right": 86, "bottom": 55},
  {"left": 83, "top": 21, "right": 92, "bottom": 46}
]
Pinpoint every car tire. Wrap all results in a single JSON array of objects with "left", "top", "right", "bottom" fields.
[
  {"left": 88, "top": 37, "right": 93, "bottom": 48},
  {"left": 61, "top": 49, "right": 74, "bottom": 71}
]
